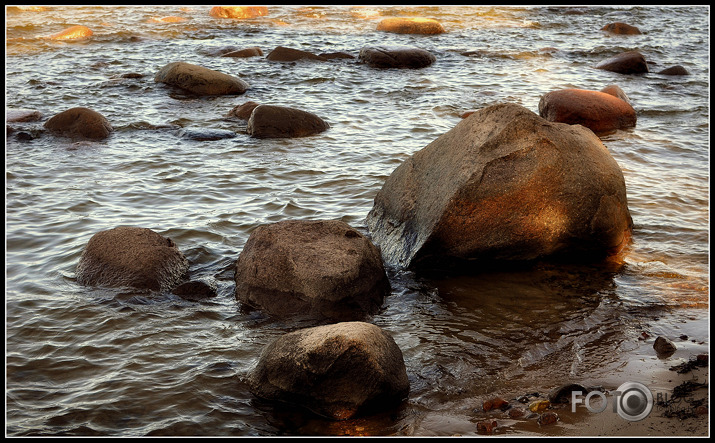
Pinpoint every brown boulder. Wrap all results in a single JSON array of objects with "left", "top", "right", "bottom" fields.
[
  {"left": 44, "top": 107, "right": 113, "bottom": 140},
  {"left": 221, "top": 47, "right": 263, "bottom": 58},
  {"left": 246, "top": 321, "right": 410, "bottom": 420},
  {"left": 76, "top": 226, "right": 189, "bottom": 291},
  {"left": 654, "top": 336, "right": 677, "bottom": 356},
  {"left": 226, "top": 101, "right": 260, "bottom": 120},
  {"left": 359, "top": 46, "right": 436, "bottom": 69},
  {"left": 366, "top": 103, "right": 633, "bottom": 269},
  {"left": 601, "top": 22, "right": 641, "bottom": 35},
  {"left": 265, "top": 46, "right": 327, "bottom": 62},
  {"left": 209, "top": 6, "right": 268, "bottom": 19},
  {"left": 234, "top": 219, "right": 390, "bottom": 321},
  {"left": 595, "top": 50, "right": 649, "bottom": 74},
  {"left": 658, "top": 65, "right": 690, "bottom": 76},
  {"left": 600, "top": 84, "right": 631, "bottom": 104},
  {"left": 246, "top": 104, "right": 329, "bottom": 138},
  {"left": 538, "top": 88, "right": 637, "bottom": 134},
  {"left": 154, "top": 61, "right": 249, "bottom": 96},
  {"left": 376, "top": 17, "right": 446, "bottom": 35}
]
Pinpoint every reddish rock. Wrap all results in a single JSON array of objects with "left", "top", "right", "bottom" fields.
[
  {"left": 537, "top": 411, "right": 559, "bottom": 425},
  {"left": 508, "top": 407, "right": 527, "bottom": 418},
  {"left": 461, "top": 110, "right": 476, "bottom": 119},
  {"left": 209, "top": 6, "right": 268, "bottom": 19},
  {"left": 377, "top": 17, "right": 446, "bottom": 35},
  {"left": 476, "top": 420, "right": 498, "bottom": 435},
  {"left": 538, "top": 88, "right": 637, "bottom": 134},
  {"left": 600, "top": 84, "right": 631, "bottom": 104},
  {"left": 48, "top": 25, "right": 93, "bottom": 40},
  {"left": 596, "top": 50, "right": 649, "bottom": 74},
  {"left": 44, "top": 107, "right": 113, "bottom": 140},
  {"left": 367, "top": 103, "right": 633, "bottom": 269},
  {"left": 227, "top": 101, "right": 260, "bottom": 120},
  {"left": 601, "top": 22, "right": 642, "bottom": 35}
]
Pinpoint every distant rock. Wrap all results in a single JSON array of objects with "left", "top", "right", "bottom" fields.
[
  {"left": 538, "top": 88, "right": 637, "bottom": 134},
  {"left": 44, "top": 107, "right": 113, "bottom": 140},
  {"left": 154, "top": 61, "right": 249, "bottom": 95},
  {"left": 7, "top": 108, "right": 42, "bottom": 123},
  {"left": 654, "top": 336, "right": 677, "bottom": 356},
  {"left": 221, "top": 47, "right": 263, "bottom": 58},
  {"left": 76, "top": 226, "right": 189, "bottom": 291},
  {"left": 266, "top": 46, "right": 327, "bottom": 62},
  {"left": 359, "top": 46, "right": 436, "bottom": 69},
  {"left": 246, "top": 104, "right": 329, "bottom": 138},
  {"left": 658, "top": 65, "right": 690, "bottom": 75},
  {"left": 595, "top": 50, "right": 649, "bottom": 74},
  {"left": 209, "top": 6, "right": 268, "bottom": 19},
  {"left": 234, "top": 219, "right": 390, "bottom": 321},
  {"left": 246, "top": 321, "right": 410, "bottom": 420},
  {"left": 47, "top": 25, "right": 93, "bottom": 40},
  {"left": 366, "top": 103, "right": 633, "bottom": 269},
  {"left": 601, "top": 22, "right": 642, "bottom": 35},
  {"left": 377, "top": 17, "right": 446, "bottom": 35}
]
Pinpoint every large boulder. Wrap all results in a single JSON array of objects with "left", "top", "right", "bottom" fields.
[
  {"left": 538, "top": 88, "right": 637, "bottom": 134},
  {"left": 366, "top": 103, "right": 633, "bottom": 269},
  {"left": 376, "top": 17, "right": 446, "bottom": 35},
  {"left": 234, "top": 220, "right": 390, "bottom": 321},
  {"left": 44, "top": 107, "right": 113, "bottom": 140},
  {"left": 595, "top": 50, "right": 649, "bottom": 74},
  {"left": 265, "top": 46, "right": 327, "bottom": 62},
  {"left": 76, "top": 226, "right": 189, "bottom": 291},
  {"left": 359, "top": 46, "right": 436, "bottom": 69},
  {"left": 209, "top": 6, "right": 268, "bottom": 19},
  {"left": 246, "top": 104, "right": 329, "bottom": 138},
  {"left": 601, "top": 22, "right": 641, "bottom": 35},
  {"left": 246, "top": 321, "right": 410, "bottom": 420},
  {"left": 154, "top": 61, "right": 249, "bottom": 96}
]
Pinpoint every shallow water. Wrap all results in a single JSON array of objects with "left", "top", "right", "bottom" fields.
[{"left": 5, "top": 5, "right": 710, "bottom": 436}]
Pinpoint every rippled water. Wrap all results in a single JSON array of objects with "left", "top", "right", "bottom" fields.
[{"left": 5, "top": 5, "right": 710, "bottom": 436}]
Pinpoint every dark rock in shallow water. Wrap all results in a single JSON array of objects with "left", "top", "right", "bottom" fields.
[
  {"left": 247, "top": 321, "right": 410, "bottom": 420},
  {"left": 76, "top": 226, "right": 189, "bottom": 291},
  {"left": 266, "top": 46, "right": 326, "bottom": 62},
  {"left": 358, "top": 46, "right": 436, "bottom": 69},
  {"left": 44, "top": 107, "right": 113, "bottom": 140},
  {"left": 595, "top": 50, "right": 649, "bottom": 74},
  {"left": 246, "top": 104, "right": 329, "bottom": 138},
  {"left": 366, "top": 102, "right": 633, "bottom": 269},
  {"left": 601, "top": 22, "right": 641, "bottom": 35},
  {"left": 177, "top": 128, "right": 237, "bottom": 141},
  {"left": 154, "top": 61, "right": 249, "bottom": 96},
  {"left": 234, "top": 219, "right": 390, "bottom": 321},
  {"left": 654, "top": 336, "right": 677, "bottom": 356},
  {"left": 658, "top": 65, "right": 690, "bottom": 76},
  {"left": 172, "top": 280, "right": 217, "bottom": 300}
]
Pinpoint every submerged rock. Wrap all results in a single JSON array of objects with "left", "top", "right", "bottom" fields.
[
  {"left": 234, "top": 219, "right": 390, "bottom": 321},
  {"left": 154, "top": 61, "right": 249, "bottom": 96},
  {"left": 171, "top": 280, "right": 217, "bottom": 301},
  {"left": 538, "top": 88, "right": 637, "bottom": 134},
  {"left": 601, "top": 22, "right": 641, "bottom": 35},
  {"left": 376, "top": 17, "right": 446, "bottom": 35},
  {"left": 366, "top": 102, "right": 633, "bottom": 269},
  {"left": 595, "top": 50, "right": 649, "bottom": 74},
  {"left": 246, "top": 104, "right": 329, "bottom": 138},
  {"left": 247, "top": 321, "right": 410, "bottom": 420},
  {"left": 44, "top": 107, "right": 113, "bottom": 140},
  {"left": 7, "top": 108, "right": 42, "bottom": 123},
  {"left": 76, "top": 226, "right": 189, "bottom": 291},
  {"left": 359, "top": 46, "right": 436, "bottom": 69}
]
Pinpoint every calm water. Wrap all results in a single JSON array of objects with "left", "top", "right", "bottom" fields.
[{"left": 5, "top": 5, "right": 710, "bottom": 436}]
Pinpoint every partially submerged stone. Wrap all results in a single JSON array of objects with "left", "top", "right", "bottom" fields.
[
  {"left": 234, "top": 219, "right": 390, "bottom": 321},
  {"left": 601, "top": 22, "right": 641, "bottom": 35},
  {"left": 265, "top": 46, "right": 327, "bottom": 62},
  {"left": 154, "top": 61, "right": 249, "bottom": 96},
  {"left": 246, "top": 104, "right": 329, "bottom": 138},
  {"left": 538, "top": 88, "right": 637, "bottom": 134},
  {"left": 366, "top": 103, "right": 633, "bottom": 269},
  {"left": 247, "top": 321, "right": 410, "bottom": 420},
  {"left": 76, "top": 226, "right": 189, "bottom": 291},
  {"left": 48, "top": 25, "right": 93, "bottom": 40},
  {"left": 595, "top": 50, "right": 649, "bottom": 74},
  {"left": 44, "top": 107, "right": 113, "bottom": 140},
  {"left": 376, "top": 17, "right": 446, "bottom": 35},
  {"left": 359, "top": 46, "right": 436, "bottom": 69}
]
